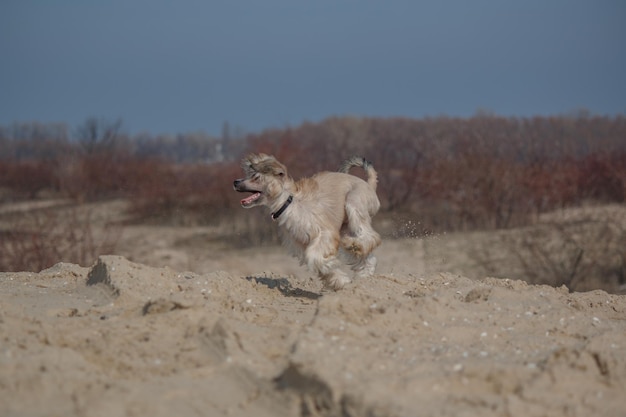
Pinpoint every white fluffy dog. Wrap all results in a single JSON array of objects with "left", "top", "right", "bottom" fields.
[{"left": 234, "top": 153, "right": 381, "bottom": 290}]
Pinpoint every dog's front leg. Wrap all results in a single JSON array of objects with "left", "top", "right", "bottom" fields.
[{"left": 305, "top": 232, "right": 351, "bottom": 290}]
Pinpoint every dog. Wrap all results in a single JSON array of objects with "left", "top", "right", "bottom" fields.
[{"left": 233, "top": 153, "right": 381, "bottom": 290}]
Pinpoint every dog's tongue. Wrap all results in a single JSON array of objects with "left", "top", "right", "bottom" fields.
[{"left": 241, "top": 192, "right": 261, "bottom": 206}]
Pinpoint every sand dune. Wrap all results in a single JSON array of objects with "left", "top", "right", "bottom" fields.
[{"left": 1, "top": 254, "right": 624, "bottom": 417}]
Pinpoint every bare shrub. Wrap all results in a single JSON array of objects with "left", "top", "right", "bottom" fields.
[
  {"left": 474, "top": 206, "right": 626, "bottom": 293},
  {"left": 221, "top": 210, "right": 280, "bottom": 248},
  {"left": 0, "top": 204, "right": 121, "bottom": 272},
  {"left": 419, "top": 153, "right": 529, "bottom": 231},
  {"left": 126, "top": 161, "right": 243, "bottom": 225},
  {"left": 0, "top": 160, "right": 59, "bottom": 200},
  {"left": 577, "top": 152, "right": 626, "bottom": 203}
]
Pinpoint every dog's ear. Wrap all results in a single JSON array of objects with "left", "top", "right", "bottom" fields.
[
  {"left": 241, "top": 153, "right": 268, "bottom": 173},
  {"left": 241, "top": 154, "right": 256, "bottom": 174},
  {"left": 261, "top": 158, "right": 287, "bottom": 177},
  {"left": 244, "top": 154, "right": 287, "bottom": 177},
  {"left": 273, "top": 163, "right": 286, "bottom": 177}
]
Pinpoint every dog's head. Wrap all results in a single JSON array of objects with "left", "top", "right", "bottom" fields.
[{"left": 233, "top": 153, "right": 289, "bottom": 208}]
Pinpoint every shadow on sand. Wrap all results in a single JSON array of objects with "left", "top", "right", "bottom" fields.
[{"left": 246, "top": 276, "right": 321, "bottom": 300}]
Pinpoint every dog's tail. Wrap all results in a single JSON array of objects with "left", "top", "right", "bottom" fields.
[{"left": 339, "top": 156, "right": 378, "bottom": 190}]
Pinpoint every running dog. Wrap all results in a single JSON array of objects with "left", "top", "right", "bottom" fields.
[{"left": 233, "top": 153, "right": 381, "bottom": 290}]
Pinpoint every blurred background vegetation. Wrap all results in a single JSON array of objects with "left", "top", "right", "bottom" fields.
[{"left": 1, "top": 114, "right": 625, "bottom": 292}]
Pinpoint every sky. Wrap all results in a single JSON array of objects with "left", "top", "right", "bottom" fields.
[{"left": 1, "top": 0, "right": 625, "bottom": 136}]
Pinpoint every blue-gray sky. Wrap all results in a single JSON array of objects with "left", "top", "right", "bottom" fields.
[{"left": 1, "top": 1, "right": 624, "bottom": 136}]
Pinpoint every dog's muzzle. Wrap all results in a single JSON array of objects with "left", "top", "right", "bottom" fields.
[{"left": 234, "top": 179, "right": 262, "bottom": 207}]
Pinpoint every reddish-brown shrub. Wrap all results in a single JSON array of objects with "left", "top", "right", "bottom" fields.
[
  {"left": 577, "top": 152, "right": 625, "bottom": 203},
  {"left": 0, "top": 161, "right": 59, "bottom": 199}
]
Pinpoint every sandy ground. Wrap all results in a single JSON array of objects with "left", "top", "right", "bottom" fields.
[
  {"left": 1, "top": 201, "right": 626, "bottom": 416},
  {"left": 2, "top": 244, "right": 626, "bottom": 416}
]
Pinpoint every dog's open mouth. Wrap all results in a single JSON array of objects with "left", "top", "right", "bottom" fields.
[{"left": 240, "top": 192, "right": 261, "bottom": 207}]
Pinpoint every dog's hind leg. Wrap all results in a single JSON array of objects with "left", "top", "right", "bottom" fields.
[
  {"left": 305, "top": 232, "right": 351, "bottom": 290},
  {"left": 341, "top": 193, "right": 381, "bottom": 279},
  {"left": 342, "top": 200, "right": 381, "bottom": 259}
]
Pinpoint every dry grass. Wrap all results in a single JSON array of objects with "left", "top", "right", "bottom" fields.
[
  {"left": 0, "top": 203, "right": 122, "bottom": 272},
  {"left": 469, "top": 205, "right": 626, "bottom": 293}
]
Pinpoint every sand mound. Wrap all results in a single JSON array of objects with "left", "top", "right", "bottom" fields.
[{"left": 1, "top": 256, "right": 625, "bottom": 416}]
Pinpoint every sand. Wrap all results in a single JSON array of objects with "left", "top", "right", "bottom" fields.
[{"left": 2, "top": 248, "right": 625, "bottom": 417}]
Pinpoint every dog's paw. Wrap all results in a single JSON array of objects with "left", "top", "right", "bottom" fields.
[
  {"left": 324, "top": 271, "right": 351, "bottom": 291},
  {"left": 344, "top": 241, "right": 363, "bottom": 256},
  {"left": 354, "top": 255, "right": 377, "bottom": 279}
]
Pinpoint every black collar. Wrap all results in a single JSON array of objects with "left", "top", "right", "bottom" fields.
[{"left": 271, "top": 195, "right": 293, "bottom": 220}]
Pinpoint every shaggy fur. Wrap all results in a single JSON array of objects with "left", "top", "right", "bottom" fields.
[{"left": 233, "top": 153, "right": 382, "bottom": 290}]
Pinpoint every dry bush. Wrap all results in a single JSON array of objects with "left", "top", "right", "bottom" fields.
[
  {"left": 0, "top": 204, "right": 121, "bottom": 272},
  {"left": 417, "top": 153, "right": 529, "bottom": 231},
  {"left": 0, "top": 160, "right": 59, "bottom": 200},
  {"left": 55, "top": 151, "right": 142, "bottom": 201},
  {"left": 125, "top": 160, "right": 244, "bottom": 225},
  {"left": 473, "top": 206, "right": 626, "bottom": 293},
  {"left": 215, "top": 209, "right": 281, "bottom": 248},
  {"left": 577, "top": 152, "right": 626, "bottom": 202}
]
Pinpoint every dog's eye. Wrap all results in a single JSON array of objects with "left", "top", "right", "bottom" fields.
[{"left": 252, "top": 174, "right": 261, "bottom": 181}]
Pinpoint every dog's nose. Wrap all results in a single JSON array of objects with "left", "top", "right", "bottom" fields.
[{"left": 233, "top": 179, "right": 242, "bottom": 189}]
